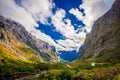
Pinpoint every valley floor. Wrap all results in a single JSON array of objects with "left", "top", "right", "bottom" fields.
[{"left": 0, "top": 59, "right": 120, "bottom": 80}]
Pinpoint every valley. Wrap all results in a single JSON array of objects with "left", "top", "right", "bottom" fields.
[
  {"left": 1, "top": 59, "right": 120, "bottom": 80},
  {"left": 0, "top": 0, "right": 120, "bottom": 80}
]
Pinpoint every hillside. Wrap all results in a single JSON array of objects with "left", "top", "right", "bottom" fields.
[
  {"left": 79, "top": 0, "right": 120, "bottom": 62},
  {"left": 1, "top": 0, "right": 120, "bottom": 80},
  {"left": 0, "top": 16, "right": 60, "bottom": 63}
]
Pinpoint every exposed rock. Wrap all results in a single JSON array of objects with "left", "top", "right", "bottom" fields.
[
  {"left": 0, "top": 16, "right": 60, "bottom": 63},
  {"left": 79, "top": 0, "right": 120, "bottom": 61}
]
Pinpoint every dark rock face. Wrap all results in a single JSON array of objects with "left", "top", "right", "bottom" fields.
[
  {"left": 0, "top": 16, "right": 60, "bottom": 63},
  {"left": 80, "top": 0, "right": 120, "bottom": 60}
]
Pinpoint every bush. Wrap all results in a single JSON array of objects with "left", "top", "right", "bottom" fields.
[
  {"left": 59, "top": 69, "right": 72, "bottom": 80},
  {"left": 74, "top": 67, "right": 119, "bottom": 80},
  {"left": 34, "top": 63, "right": 50, "bottom": 70},
  {"left": 113, "top": 74, "right": 120, "bottom": 80}
]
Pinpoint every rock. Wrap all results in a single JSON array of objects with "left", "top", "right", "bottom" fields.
[
  {"left": 0, "top": 16, "right": 60, "bottom": 63},
  {"left": 79, "top": 0, "right": 120, "bottom": 62}
]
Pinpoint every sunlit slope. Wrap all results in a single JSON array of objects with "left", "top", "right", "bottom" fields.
[{"left": 0, "top": 16, "right": 60, "bottom": 63}]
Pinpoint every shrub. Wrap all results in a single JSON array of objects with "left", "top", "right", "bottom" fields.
[
  {"left": 59, "top": 69, "right": 72, "bottom": 80},
  {"left": 34, "top": 63, "right": 50, "bottom": 70}
]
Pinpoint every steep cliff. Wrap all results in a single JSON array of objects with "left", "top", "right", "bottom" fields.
[
  {"left": 0, "top": 16, "right": 60, "bottom": 63},
  {"left": 80, "top": 0, "right": 120, "bottom": 62}
]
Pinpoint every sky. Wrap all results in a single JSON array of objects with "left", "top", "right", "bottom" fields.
[{"left": 0, "top": 0, "right": 115, "bottom": 61}]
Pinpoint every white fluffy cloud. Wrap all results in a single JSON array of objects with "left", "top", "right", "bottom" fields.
[
  {"left": 19, "top": 0, "right": 53, "bottom": 24},
  {"left": 69, "top": 8, "right": 84, "bottom": 21},
  {"left": 0, "top": 0, "right": 57, "bottom": 46},
  {"left": 51, "top": 9, "right": 86, "bottom": 51},
  {"left": 52, "top": 9, "right": 75, "bottom": 38},
  {"left": 55, "top": 0, "right": 115, "bottom": 51},
  {"left": 0, "top": 0, "right": 38, "bottom": 32},
  {"left": 69, "top": 0, "right": 115, "bottom": 32},
  {"left": 0, "top": 0, "right": 115, "bottom": 52}
]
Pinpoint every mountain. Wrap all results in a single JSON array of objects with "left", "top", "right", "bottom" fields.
[
  {"left": 0, "top": 16, "right": 60, "bottom": 63},
  {"left": 79, "top": 0, "right": 120, "bottom": 62}
]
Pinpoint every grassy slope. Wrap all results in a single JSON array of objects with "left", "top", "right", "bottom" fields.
[
  {"left": 26, "top": 61, "right": 120, "bottom": 80},
  {"left": 1, "top": 40, "right": 120, "bottom": 80},
  {"left": 0, "top": 34, "right": 44, "bottom": 79},
  {"left": 0, "top": 41, "right": 65, "bottom": 79},
  {"left": 96, "top": 48, "right": 120, "bottom": 63},
  {"left": 1, "top": 44, "right": 120, "bottom": 80}
]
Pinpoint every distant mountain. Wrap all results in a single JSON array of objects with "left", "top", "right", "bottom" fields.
[
  {"left": 0, "top": 16, "right": 60, "bottom": 63},
  {"left": 79, "top": 0, "right": 120, "bottom": 62}
]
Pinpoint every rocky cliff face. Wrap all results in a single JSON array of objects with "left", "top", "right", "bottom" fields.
[
  {"left": 80, "top": 0, "right": 120, "bottom": 62},
  {"left": 0, "top": 16, "right": 60, "bottom": 63}
]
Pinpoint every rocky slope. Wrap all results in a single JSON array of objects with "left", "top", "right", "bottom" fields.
[
  {"left": 79, "top": 0, "right": 120, "bottom": 62},
  {"left": 0, "top": 16, "right": 60, "bottom": 63}
]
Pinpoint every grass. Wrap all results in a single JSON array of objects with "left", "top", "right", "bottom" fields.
[
  {"left": 0, "top": 40, "right": 120, "bottom": 80},
  {"left": 25, "top": 59, "right": 120, "bottom": 80},
  {"left": 18, "top": 45, "right": 41, "bottom": 62},
  {"left": 0, "top": 55, "right": 119, "bottom": 80},
  {"left": 96, "top": 48, "right": 120, "bottom": 63},
  {"left": 0, "top": 49, "right": 64, "bottom": 79},
  {"left": 0, "top": 45, "right": 40, "bottom": 79},
  {"left": 1, "top": 46, "right": 120, "bottom": 80},
  {"left": 29, "top": 63, "right": 120, "bottom": 80}
]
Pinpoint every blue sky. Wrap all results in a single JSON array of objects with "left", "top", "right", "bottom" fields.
[
  {"left": 53, "top": 0, "right": 85, "bottom": 29},
  {"left": 53, "top": 0, "right": 82, "bottom": 10},
  {"left": 0, "top": 0, "right": 115, "bottom": 61},
  {"left": 36, "top": 0, "right": 85, "bottom": 41}
]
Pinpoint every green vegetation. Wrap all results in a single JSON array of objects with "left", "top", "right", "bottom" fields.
[
  {"left": 0, "top": 37, "right": 120, "bottom": 80},
  {"left": 96, "top": 48, "right": 120, "bottom": 63},
  {"left": 0, "top": 49, "right": 62, "bottom": 79},
  {"left": 0, "top": 46, "right": 120, "bottom": 80},
  {"left": 59, "top": 69, "right": 72, "bottom": 80},
  {"left": 24, "top": 63, "right": 120, "bottom": 80},
  {"left": 1, "top": 48, "right": 120, "bottom": 80}
]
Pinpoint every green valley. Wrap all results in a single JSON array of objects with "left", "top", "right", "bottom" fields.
[{"left": 0, "top": 0, "right": 120, "bottom": 80}]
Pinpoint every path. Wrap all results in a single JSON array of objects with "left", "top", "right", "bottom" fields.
[{"left": 15, "top": 71, "right": 47, "bottom": 80}]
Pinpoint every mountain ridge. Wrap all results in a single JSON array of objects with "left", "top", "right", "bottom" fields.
[
  {"left": 79, "top": 0, "right": 120, "bottom": 62},
  {"left": 0, "top": 16, "right": 60, "bottom": 63}
]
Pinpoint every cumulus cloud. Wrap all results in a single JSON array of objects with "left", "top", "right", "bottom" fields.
[
  {"left": 69, "top": 0, "right": 115, "bottom": 32},
  {"left": 62, "top": 0, "right": 115, "bottom": 51},
  {"left": 0, "top": 0, "right": 38, "bottom": 32},
  {"left": 52, "top": 9, "right": 75, "bottom": 38},
  {"left": 51, "top": 9, "right": 86, "bottom": 51},
  {"left": 0, "top": 0, "right": 56, "bottom": 46},
  {"left": 69, "top": 8, "right": 84, "bottom": 21},
  {"left": 0, "top": 0, "right": 115, "bottom": 52},
  {"left": 19, "top": 0, "right": 54, "bottom": 24}
]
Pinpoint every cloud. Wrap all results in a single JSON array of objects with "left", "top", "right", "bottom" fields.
[
  {"left": 51, "top": 9, "right": 86, "bottom": 51},
  {"left": 19, "top": 0, "right": 54, "bottom": 24},
  {"left": 51, "top": 9, "right": 76, "bottom": 39},
  {"left": 69, "top": 8, "right": 84, "bottom": 21},
  {"left": 0, "top": 0, "right": 115, "bottom": 52},
  {"left": 62, "top": 0, "right": 115, "bottom": 51},
  {"left": 69, "top": 0, "right": 115, "bottom": 32},
  {"left": 56, "top": 31, "right": 86, "bottom": 51},
  {"left": 0, "top": 0, "right": 38, "bottom": 32},
  {"left": 0, "top": 0, "right": 56, "bottom": 46}
]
